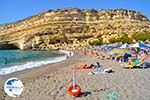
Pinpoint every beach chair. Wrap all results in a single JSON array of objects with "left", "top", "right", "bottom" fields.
[{"left": 124, "top": 57, "right": 145, "bottom": 69}]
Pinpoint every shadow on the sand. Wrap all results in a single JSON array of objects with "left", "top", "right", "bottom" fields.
[
  {"left": 78, "top": 92, "right": 91, "bottom": 97},
  {"left": 92, "top": 88, "right": 110, "bottom": 92}
]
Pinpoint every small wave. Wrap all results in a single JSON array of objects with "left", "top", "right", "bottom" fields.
[{"left": 0, "top": 56, "right": 67, "bottom": 76}]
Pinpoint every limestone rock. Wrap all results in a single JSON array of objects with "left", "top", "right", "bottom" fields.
[{"left": 0, "top": 8, "right": 150, "bottom": 50}]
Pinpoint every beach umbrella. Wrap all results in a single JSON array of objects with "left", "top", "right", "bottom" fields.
[
  {"left": 108, "top": 49, "right": 128, "bottom": 54},
  {"left": 111, "top": 44, "right": 122, "bottom": 49},
  {"left": 130, "top": 41, "right": 150, "bottom": 49},
  {"left": 119, "top": 43, "right": 129, "bottom": 49},
  {"left": 100, "top": 45, "right": 107, "bottom": 48},
  {"left": 101, "top": 44, "right": 121, "bottom": 49}
]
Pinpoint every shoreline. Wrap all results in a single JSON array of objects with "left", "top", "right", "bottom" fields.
[
  {"left": 0, "top": 50, "right": 74, "bottom": 76},
  {"left": 0, "top": 50, "right": 77, "bottom": 80},
  {"left": 0, "top": 50, "right": 82, "bottom": 99}
]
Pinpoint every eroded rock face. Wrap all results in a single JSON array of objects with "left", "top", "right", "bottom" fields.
[{"left": 0, "top": 8, "right": 150, "bottom": 50}]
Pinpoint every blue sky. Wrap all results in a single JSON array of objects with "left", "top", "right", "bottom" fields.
[{"left": 0, "top": 0, "right": 150, "bottom": 24}]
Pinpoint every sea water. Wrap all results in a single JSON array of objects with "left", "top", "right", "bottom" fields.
[{"left": 0, "top": 50, "right": 68, "bottom": 76}]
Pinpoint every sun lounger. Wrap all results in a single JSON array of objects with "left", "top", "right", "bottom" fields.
[{"left": 124, "top": 57, "right": 145, "bottom": 69}]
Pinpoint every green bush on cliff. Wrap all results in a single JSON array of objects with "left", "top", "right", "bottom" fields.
[
  {"left": 134, "top": 32, "right": 150, "bottom": 41},
  {"left": 119, "top": 33, "right": 132, "bottom": 43},
  {"left": 109, "top": 38, "right": 119, "bottom": 43},
  {"left": 109, "top": 33, "right": 132, "bottom": 44},
  {"left": 89, "top": 37, "right": 103, "bottom": 45}
]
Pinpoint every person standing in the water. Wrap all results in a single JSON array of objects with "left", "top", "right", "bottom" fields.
[{"left": 3, "top": 57, "right": 7, "bottom": 65}]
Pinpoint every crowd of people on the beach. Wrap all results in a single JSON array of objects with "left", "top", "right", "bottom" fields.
[{"left": 80, "top": 42, "right": 150, "bottom": 69}]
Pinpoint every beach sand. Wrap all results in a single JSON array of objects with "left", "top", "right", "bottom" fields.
[{"left": 0, "top": 50, "right": 150, "bottom": 100}]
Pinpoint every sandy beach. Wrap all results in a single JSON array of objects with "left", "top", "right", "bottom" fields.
[{"left": 0, "top": 50, "right": 150, "bottom": 100}]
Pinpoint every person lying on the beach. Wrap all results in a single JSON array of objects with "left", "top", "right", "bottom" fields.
[
  {"left": 103, "top": 68, "right": 113, "bottom": 73},
  {"left": 76, "top": 63, "right": 95, "bottom": 69}
]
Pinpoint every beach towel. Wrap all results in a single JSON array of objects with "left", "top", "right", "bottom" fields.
[{"left": 76, "top": 63, "right": 94, "bottom": 69}]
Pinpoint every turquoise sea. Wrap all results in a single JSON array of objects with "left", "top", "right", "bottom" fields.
[{"left": 0, "top": 50, "right": 67, "bottom": 76}]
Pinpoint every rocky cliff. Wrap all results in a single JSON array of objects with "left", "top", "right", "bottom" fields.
[{"left": 0, "top": 8, "right": 150, "bottom": 50}]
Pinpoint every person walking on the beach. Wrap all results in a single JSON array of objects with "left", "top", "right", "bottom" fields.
[
  {"left": 66, "top": 54, "right": 69, "bottom": 59},
  {"left": 69, "top": 51, "right": 72, "bottom": 57}
]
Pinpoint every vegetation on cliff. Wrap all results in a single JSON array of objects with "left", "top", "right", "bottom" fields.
[
  {"left": 88, "top": 37, "right": 103, "bottom": 45},
  {"left": 109, "top": 33, "right": 132, "bottom": 44},
  {"left": 134, "top": 32, "right": 150, "bottom": 41}
]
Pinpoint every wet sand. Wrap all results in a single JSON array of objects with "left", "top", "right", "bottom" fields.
[{"left": 0, "top": 50, "right": 150, "bottom": 100}]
